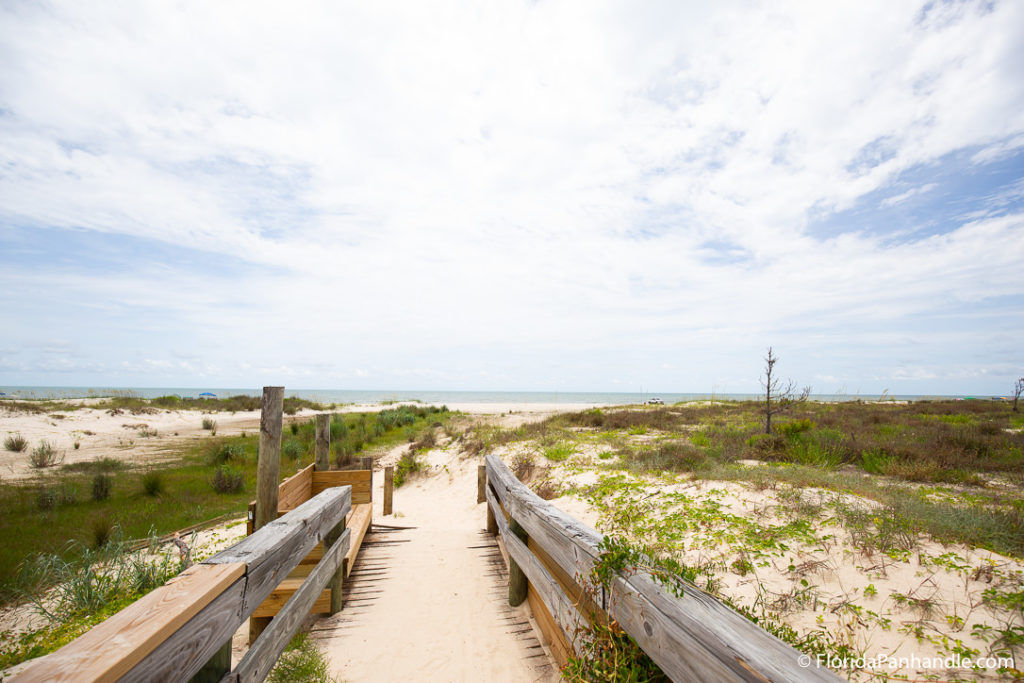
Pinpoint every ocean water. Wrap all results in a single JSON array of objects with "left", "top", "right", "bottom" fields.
[{"left": 0, "top": 386, "right": 980, "bottom": 404}]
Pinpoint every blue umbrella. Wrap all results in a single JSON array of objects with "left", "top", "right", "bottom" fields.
[
  {"left": 199, "top": 392, "right": 216, "bottom": 398},
  {"left": 0, "top": 392, "right": 6, "bottom": 397}
]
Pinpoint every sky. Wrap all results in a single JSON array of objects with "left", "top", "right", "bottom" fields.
[{"left": 1, "top": 0, "right": 1023, "bottom": 395}]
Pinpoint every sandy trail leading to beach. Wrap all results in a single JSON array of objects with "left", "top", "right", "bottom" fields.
[{"left": 310, "top": 444, "right": 557, "bottom": 682}]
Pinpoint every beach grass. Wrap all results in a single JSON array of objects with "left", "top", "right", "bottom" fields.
[{"left": 0, "top": 405, "right": 452, "bottom": 603}]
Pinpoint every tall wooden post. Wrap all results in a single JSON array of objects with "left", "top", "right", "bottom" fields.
[
  {"left": 251, "top": 386, "right": 283, "bottom": 644},
  {"left": 477, "top": 465, "right": 486, "bottom": 504},
  {"left": 361, "top": 456, "right": 373, "bottom": 502},
  {"left": 383, "top": 466, "right": 394, "bottom": 515},
  {"left": 255, "top": 386, "right": 284, "bottom": 531},
  {"left": 314, "top": 414, "right": 330, "bottom": 471},
  {"left": 508, "top": 518, "right": 528, "bottom": 606}
]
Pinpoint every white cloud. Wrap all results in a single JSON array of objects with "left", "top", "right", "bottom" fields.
[{"left": 1, "top": 0, "right": 1023, "bottom": 393}]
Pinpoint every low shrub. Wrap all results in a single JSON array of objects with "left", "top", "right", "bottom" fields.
[
  {"left": 142, "top": 471, "right": 163, "bottom": 497},
  {"left": 91, "top": 516, "right": 116, "bottom": 548},
  {"left": 860, "top": 447, "right": 895, "bottom": 474},
  {"left": 211, "top": 466, "right": 244, "bottom": 494},
  {"left": 282, "top": 439, "right": 303, "bottom": 461},
  {"left": 4, "top": 433, "right": 28, "bottom": 452},
  {"left": 267, "top": 632, "right": 335, "bottom": 683},
  {"left": 776, "top": 418, "right": 815, "bottom": 436},
  {"left": 201, "top": 417, "right": 217, "bottom": 432},
  {"left": 91, "top": 473, "right": 113, "bottom": 501},
  {"left": 207, "top": 442, "right": 244, "bottom": 466},
  {"left": 393, "top": 450, "right": 423, "bottom": 487},
  {"left": 29, "top": 441, "right": 63, "bottom": 468}
]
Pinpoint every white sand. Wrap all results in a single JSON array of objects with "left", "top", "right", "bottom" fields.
[{"left": 309, "top": 440, "right": 558, "bottom": 682}]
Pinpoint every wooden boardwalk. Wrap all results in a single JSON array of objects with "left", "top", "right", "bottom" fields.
[{"left": 308, "top": 470, "right": 558, "bottom": 682}]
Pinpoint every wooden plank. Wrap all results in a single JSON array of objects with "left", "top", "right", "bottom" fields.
[
  {"left": 121, "top": 575, "right": 246, "bottom": 683},
  {"left": 529, "top": 584, "right": 572, "bottom": 667},
  {"left": 233, "top": 529, "right": 350, "bottom": 683},
  {"left": 16, "top": 563, "right": 245, "bottom": 683},
  {"left": 276, "top": 464, "right": 313, "bottom": 513},
  {"left": 255, "top": 387, "right": 284, "bottom": 531},
  {"left": 207, "top": 486, "right": 350, "bottom": 617},
  {"left": 486, "top": 455, "right": 841, "bottom": 683},
  {"left": 311, "top": 470, "right": 371, "bottom": 504},
  {"left": 250, "top": 578, "right": 331, "bottom": 618},
  {"left": 344, "top": 503, "right": 372, "bottom": 577},
  {"left": 255, "top": 502, "right": 372, "bottom": 616}
]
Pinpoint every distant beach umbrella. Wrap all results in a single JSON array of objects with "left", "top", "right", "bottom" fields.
[
  {"left": 0, "top": 392, "right": 6, "bottom": 396},
  {"left": 199, "top": 392, "right": 216, "bottom": 397}
]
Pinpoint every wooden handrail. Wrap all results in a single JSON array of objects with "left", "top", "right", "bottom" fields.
[
  {"left": 484, "top": 454, "right": 842, "bottom": 682},
  {"left": 16, "top": 486, "right": 351, "bottom": 683}
]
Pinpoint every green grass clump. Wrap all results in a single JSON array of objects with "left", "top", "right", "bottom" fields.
[
  {"left": 207, "top": 442, "right": 245, "bottom": 466},
  {"left": 267, "top": 632, "right": 337, "bottom": 683},
  {"left": 141, "top": 471, "right": 163, "bottom": 497},
  {"left": 29, "top": 441, "right": 63, "bottom": 468},
  {"left": 91, "top": 473, "right": 113, "bottom": 502},
  {"left": 860, "top": 447, "right": 895, "bottom": 474},
  {"left": 2, "top": 532, "right": 184, "bottom": 670},
  {"left": 201, "top": 417, "right": 217, "bottom": 432},
  {"left": 4, "top": 432, "right": 28, "bottom": 452},
  {"left": 393, "top": 450, "right": 423, "bottom": 488},
  {"left": 211, "top": 466, "right": 244, "bottom": 494},
  {"left": 543, "top": 442, "right": 575, "bottom": 462}
]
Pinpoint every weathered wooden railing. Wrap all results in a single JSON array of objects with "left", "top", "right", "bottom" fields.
[
  {"left": 481, "top": 454, "right": 842, "bottom": 682},
  {"left": 15, "top": 486, "right": 352, "bottom": 683}
]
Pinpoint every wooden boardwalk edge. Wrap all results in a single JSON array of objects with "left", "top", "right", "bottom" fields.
[{"left": 485, "top": 454, "right": 843, "bottom": 683}]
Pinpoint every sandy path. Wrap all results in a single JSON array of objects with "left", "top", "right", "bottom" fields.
[{"left": 310, "top": 445, "right": 558, "bottom": 682}]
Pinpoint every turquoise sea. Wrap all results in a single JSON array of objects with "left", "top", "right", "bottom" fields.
[{"left": 0, "top": 386, "right": 991, "bottom": 404}]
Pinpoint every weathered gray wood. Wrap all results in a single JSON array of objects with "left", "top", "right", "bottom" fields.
[
  {"left": 232, "top": 529, "right": 350, "bottom": 683},
  {"left": 120, "top": 576, "right": 246, "bottom": 683},
  {"left": 487, "top": 484, "right": 587, "bottom": 656},
  {"left": 485, "top": 478, "right": 498, "bottom": 535},
  {"left": 485, "top": 455, "right": 841, "bottom": 682},
  {"left": 383, "top": 466, "right": 394, "bottom": 515},
  {"left": 325, "top": 517, "right": 346, "bottom": 615},
  {"left": 255, "top": 387, "right": 284, "bottom": 531},
  {"left": 508, "top": 517, "right": 528, "bottom": 607},
  {"left": 207, "top": 486, "right": 351, "bottom": 617},
  {"left": 314, "top": 414, "right": 330, "bottom": 471}
]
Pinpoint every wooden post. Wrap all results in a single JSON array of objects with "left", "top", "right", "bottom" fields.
[
  {"left": 255, "top": 386, "right": 284, "bottom": 531},
  {"left": 314, "top": 414, "right": 330, "bottom": 471},
  {"left": 477, "top": 465, "right": 486, "bottom": 504},
  {"left": 508, "top": 518, "right": 528, "bottom": 606},
  {"left": 361, "top": 456, "right": 373, "bottom": 501},
  {"left": 383, "top": 466, "right": 394, "bottom": 515},
  {"left": 486, "top": 498, "right": 497, "bottom": 535},
  {"left": 188, "top": 641, "right": 230, "bottom": 683},
  {"left": 251, "top": 386, "right": 283, "bottom": 644},
  {"left": 325, "top": 518, "right": 346, "bottom": 615}
]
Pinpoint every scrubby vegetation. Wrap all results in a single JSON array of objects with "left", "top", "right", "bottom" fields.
[
  {"left": 0, "top": 405, "right": 453, "bottom": 605},
  {"left": 486, "top": 400, "right": 1024, "bottom": 679},
  {"left": 0, "top": 528, "right": 187, "bottom": 671}
]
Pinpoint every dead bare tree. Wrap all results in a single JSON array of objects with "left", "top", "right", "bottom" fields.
[
  {"left": 761, "top": 346, "right": 811, "bottom": 434},
  {"left": 1013, "top": 377, "right": 1024, "bottom": 412}
]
